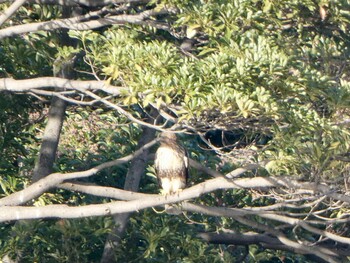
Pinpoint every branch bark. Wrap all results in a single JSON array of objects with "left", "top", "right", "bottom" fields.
[
  {"left": 0, "top": 0, "right": 27, "bottom": 26},
  {"left": 2, "top": 175, "right": 350, "bottom": 223},
  {"left": 0, "top": 77, "right": 127, "bottom": 95},
  {"left": 0, "top": 185, "right": 347, "bottom": 263},
  {"left": 32, "top": 96, "right": 67, "bottom": 181},
  {"left": 2, "top": 154, "right": 350, "bottom": 207},
  {"left": 181, "top": 202, "right": 350, "bottom": 246},
  {"left": 2, "top": 154, "right": 350, "bottom": 263},
  {"left": 31, "top": 9, "right": 76, "bottom": 182},
  {"left": 0, "top": 139, "right": 158, "bottom": 206},
  {"left": 0, "top": 0, "right": 150, "bottom": 6},
  {"left": 198, "top": 232, "right": 349, "bottom": 262},
  {"left": 0, "top": 8, "right": 171, "bottom": 39}
]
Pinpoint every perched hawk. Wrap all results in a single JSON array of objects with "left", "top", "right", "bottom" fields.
[{"left": 155, "top": 132, "right": 188, "bottom": 195}]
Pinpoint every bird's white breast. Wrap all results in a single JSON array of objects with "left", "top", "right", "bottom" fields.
[{"left": 155, "top": 147, "right": 184, "bottom": 170}]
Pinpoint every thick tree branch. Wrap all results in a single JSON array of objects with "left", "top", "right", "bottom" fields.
[
  {"left": 0, "top": 77, "right": 174, "bottom": 130},
  {"left": 0, "top": 0, "right": 26, "bottom": 26},
  {"left": 0, "top": 193, "right": 343, "bottom": 263},
  {"left": 32, "top": 96, "right": 67, "bottom": 181},
  {"left": 1, "top": 174, "right": 349, "bottom": 224},
  {"left": 0, "top": 77, "right": 127, "bottom": 95},
  {"left": 3, "top": 151, "right": 349, "bottom": 208},
  {"left": 233, "top": 216, "right": 340, "bottom": 263},
  {"left": 0, "top": 159, "right": 265, "bottom": 209},
  {"left": 32, "top": 21, "right": 77, "bottom": 182},
  {"left": 59, "top": 182, "right": 148, "bottom": 200},
  {"left": 181, "top": 202, "right": 350, "bottom": 246},
  {"left": 0, "top": 0, "right": 149, "bottom": 6},
  {"left": 198, "top": 232, "right": 350, "bottom": 257},
  {"left": 0, "top": 8, "right": 171, "bottom": 39},
  {"left": 59, "top": 179, "right": 350, "bottom": 249},
  {"left": 0, "top": 197, "right": 157, "bottom": 222},
  {"left": 0, "top": 182, "right": 300, "bottom": 222},
  {"left": 0, "top": 139, "right": 158, "bottom": 206}
]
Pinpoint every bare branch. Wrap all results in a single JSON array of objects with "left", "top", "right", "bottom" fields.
[
  {"left": 0, "top": 0, "right": 27, "bottom": 26},
  {"left": 32, "top": 96, "right": 67, "bottom": 181},
  {"left": 4, "top": 193, "right": 343, "bottom": 261},
  {"left": 3, "top": 150, "right": 350, "bottom": 209},
  {"left": 0, "top": 77, "right": 127, "bottom": 95},
  {"left": 75, "top": 88, "right": 169, "bottom": 130},
  {"left": 59, "top": 182, "right": 148, "bottom": 200},
  {"left": 58, "top": 182, "right": 322, "bottom": 210},
  {"left": 0, "top": 8, "right": 171, "bottom": 39},
  {"left": 182, "top": 202, "right": 350, "bottom": 247},
  {"left": 0, "top": 197, "right": 161, "bottom": 222},
  {"left": 0, "top": 139, "right": 158, "bottom": 206},
  {"left": 243, "top": 197, "right": 325, "bottom": 211},
  {"left": 298, "top": 221, "right": 350, "bottom": 245},
  {"left": 198, "top": 231, "right": 283, "bottom": 245},
  {"left": 0, "top": 161, "right": 249, "bottom": 207},
  {"left": 232, "top": 216, "right": 340, "bottom": 263},
  {"left": 225, "top": 163, "right": 264, "bottom": 179},
  {"left": 5, "top": 142, "right": 350, "bottom": 204},
  {"left": 0, "top": 0, "right": 150, "bottom": 7},
  {"left": 0, "top": 181, "right": 308, "bottom": 221},
  {"left": 198, "top": 232, "right": 350, "bottom": 257}
]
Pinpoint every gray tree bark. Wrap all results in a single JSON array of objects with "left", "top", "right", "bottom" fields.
[
  {"left": 32, "top": 96, "right": 67, "bottom": 182},
  {"left": 31, "top": 6, "right": 79, "bottom": 182}
]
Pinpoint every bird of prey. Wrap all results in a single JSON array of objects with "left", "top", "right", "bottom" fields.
[{"left": 155, "top": 132, "right": 188, "bottom": 195}]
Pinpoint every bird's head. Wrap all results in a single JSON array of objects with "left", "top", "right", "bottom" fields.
[{"left": 159, "top": 132, "right": 178, "bottom": 145}]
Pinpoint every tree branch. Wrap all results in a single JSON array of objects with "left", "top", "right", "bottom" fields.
[
  {"left": 0, "top": 163, "right": 275, "bottom": 211},
  {"left": 0, "top": 77, "right": 177, "bottom": 131},
  {"left": 0, "top": 8, "right": 171, "bottom": 39},
  {"left": 59, "top": 181, "right": 148, "bottom": 200},
  {"left": 198, "top": 232, "right": 350, "bottom": 256},
  {"left": 0, "top": 0, "right": 150, "bottom": 7},
  {"left": 32, "top": 95, "right": 67, "bottom": 181},
  {"left": 3, "top": 151, "right": 349, "bottom": 210},
  {"left": 0, "top": 139, "right": 158, "bottom": 206},
  {"left": 198, "top": 232, "right": 349, "bottom": 262},
  {"left": 181, "top": 202, "right": 350, "bottom": 246},
  {"left": 0, "top": 194, "right": 343, "bottom": 263},
  {"left": 75, "top": 88, "right": 169, "bottom": 130},
  {"left": 0, "top": 77, "right": 127, "bottom": 95},
  {"left": 232, "top": 216, "right": 340, "bottom": 263},
  {"left": 0, "top": 0, "right": 27, "bottom": 26}
]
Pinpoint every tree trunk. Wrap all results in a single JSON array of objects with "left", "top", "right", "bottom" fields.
[
  {"left": 32, "top": 96, "right": 67, "bottom": 182},
  {"left": 31, "top": 6, "right": 80, "bottom": 182},
  {"left": 100, "top": 125, "right": 156, "bottom": 263}
]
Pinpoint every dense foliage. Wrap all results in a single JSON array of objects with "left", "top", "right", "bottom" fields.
[{"left": 1, "top": 0, "right": 350, "bottom": 262}]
